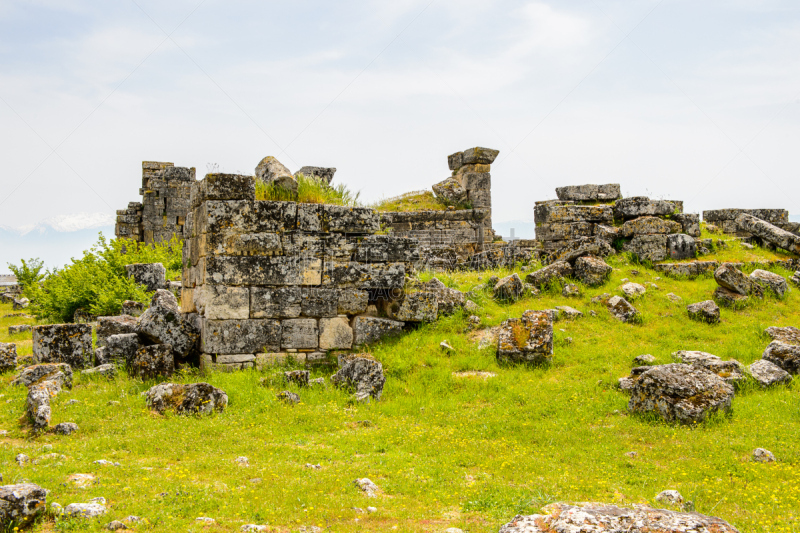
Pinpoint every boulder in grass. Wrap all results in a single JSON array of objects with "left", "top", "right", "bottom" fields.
[
  {"left": 762, "top": 341, "right": 800, "bottom": 374},
  {"left": 753, "top": 448, "right": 776, "bottom": 463},
  {"left": 791, "top": 271, "right": 800, "bottom": 287},
  {"left": 714, "top": 263, "right": 763, "bottom": 298},
  {"left": 27, "top": 381, "right": 59, "bottom": 431},
  {"left": 749, "top": 269, "right": 789, "bottom": 298},
  {"left": 145, "top": 382, "right": 228, "bottom": 415},
  {"left": 0, "top": 483, "right": 47, "bottom": 527},
  {"left": 81, "top": 364, "right": 116, "bottom": 379},
  {"left": 135, "top": 290, "right": 200, "bottom": 361},
  {"left": 277, "top": 391, "right": 300, "bottom": 404},
  {"left": 628, "top": 363, "right": 734, "bottom": 423},
  {"left": 672, "top": 350, "right": 746, "bottom": 386},
  {"left": 493, "top": 273, "right": 524, "bottom": 302},
  {"left": 97, "top": 333, "right": 140, "bottom": 367},
  {"left": 294, "top": 166, "right": 336, "bottom": 184},
  {"left": 64, "top": 502, "right": 107, "bottom": 518},
  {"left": 331, "top": 355, "right": 385, "bottom": 402},
  {"left": 32, "top": 324, "right": 93, "bottom": 369},
  {"left": 748, "top": 360, "right": 791, "bottom": 387},
  {"left": 713, "top": 286, "right": 749, "bottom": 307},
  {"left": 686, "top": 301, "right": 720, "bottom": 324},
  {"left": 525, "top": 262, "right": 573, "bottom": 289},
  {"left": 497, "top": 310, "right": 553, "bottom": 365},
  {"left": 384, "top": 292, "right": 438, "bottom": 322},
  {"left": 498, "top": 502, "right": 740, "bottom": 533},
  {"left": 765, "top": 326, "right": 800, "bottom": 345},
  {"left": 607, "top": 296, "right": 638, "bottom": 323},
  {"left": 53, "top": 422, "right": 80, "bottom": 435},
  {"left": 573, "top": 256, "right": 611, "bottom": 287},
  {"left": 620, "top": 282, "right": 646, "bottom": 299}
]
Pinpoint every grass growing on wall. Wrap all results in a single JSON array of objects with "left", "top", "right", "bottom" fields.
[
  {"left": 371, "top": 191, "right": 471, "bottom": 212},
  {"left": 1, "top": 232, "right": 799, "bottom": 532},
  {"left": 255, "top": 175, "right": 361, "bottom": 206}
]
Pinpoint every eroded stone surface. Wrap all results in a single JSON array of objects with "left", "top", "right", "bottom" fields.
[
  {"left": 765, "top": 326, "right": 800, "bottom": 345},
  {"left": 672, "top": 350, "right": 745, "bottom": 385},
  {"left": 555, "top": 184, "right": 621, "bottom": 202},
  {"left": 749, "top": 269, "right": 789, "bottom": 297},
  {"left": 352, "top": 316, "right": 404, "bottom": 346},
  {"left": 686, "top": 301, "right": 720, "bottom": 324},
  {"left": 0, "top": 342, "right": 17, "bottom": 372},
  {"left": 749, "top": 359, "right": 791, "bottom": 387},
  {"left": 714, "top": 264, "right": 763, "bottom": 298},
  {"left": 12, "top": 363, "right": 73, "bottom": 389},
  {"left": 32, "top": 324, "right": 93, "bottom": 369},
  {"left": 136, "top": 290, "right": 200, "bottom": 360},
  {"left": 607, "top": 296, "right": 638, "bottom": 322},
  {"left": 0, "top": 483, "right": 47, "bottom": 526},
  {"left": 497, "top": 310, "right": 553, "bottom": 364},
  {"left": 574, "top": 256, "right": 611, "bottom": 287},
  {"left": 125, "top": 263, "right": 166, "bottom": 292},
  {"left": 628, "top": 363, "right": 734, "bottom": 423},
  {"left": 145, "top": 382, "right": 228, "bottom": 414},
  {"left": 331, "top": 356, "right": 385, "bottom": 401},
  {"left": 525, "top": 262, "right": 573, "bottom": 289},
  {"left": 762, "top": 341, "right": 800, "bottom": 374},
  {"left": 130, "top": 345, "right": 174, "bottom": 379}
]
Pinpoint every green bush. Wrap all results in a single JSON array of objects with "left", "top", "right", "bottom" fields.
[
  {"left": 21, "top": 233, "right": 183, "bottom": 323},
  {"left": 6, "top": 257, "right": 46, "bottom": 291}
]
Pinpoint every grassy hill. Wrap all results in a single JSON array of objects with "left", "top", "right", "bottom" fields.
[{"left": 1, "top": 236, "right": 798, "bottom": 532}]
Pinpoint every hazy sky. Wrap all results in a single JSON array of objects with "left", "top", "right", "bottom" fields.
[{"left": 1, "top": 0, "right": 799, "bottom": 229}]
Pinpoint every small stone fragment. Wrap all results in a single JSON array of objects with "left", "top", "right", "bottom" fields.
[
  {"left": 633, "top": 354, "right": 656, "bottom": 365},
  {"left": 620, "top": 282, "right": 646, "bottom": 298},
  {"left": 686, "top": 300, "right": 720, "bottom": 324},
  {"left": 607, "top": 296, "right": 638, "bottom": 323},
  {"left": 753, "top": 448, "right": 776, "bottom": 463},
  {"left": 277, "top": 391, "right": 300, "bottom": 404},
  {"left": 53, "top": 422, "right": 80, "bottom": 435},
  {"left": 655, "top": 489, "right": 684, "bottom": 506},
  {"left": 354, "top": 478, "right": 379, "bottom": 497}
]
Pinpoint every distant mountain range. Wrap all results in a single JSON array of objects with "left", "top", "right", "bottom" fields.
[{"left": 0, "top": 212, "right": 115, "bottom": 274}]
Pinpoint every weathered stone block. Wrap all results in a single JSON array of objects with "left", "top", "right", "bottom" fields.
[
  {"left": 750, "top": 269, "right": 789, "bottom": 297},
  {"left": 620, "top": 217, "right": 681, "bottom": 237},
  {"left": 497, "top": 310, "right": 553, "bottom": 364},
  {"left": 322, "top": 205, "right": 380, "bottom": 234},
  {"left": 252, "top": 201, "right": 297, "bottom": 232},
  {"left": 432, "top": 177, "right": 467, "bottom": 205},
  {"left": 352, "top": 316, "right": 404, "bottom": 345},
  {"left": 194, "top": 285, "right": 250, "bottom": 320},
  {"left": 136, "top": 290, "right": 200, "bottom": 359},
  {"left": 296, "top": 203, "right": 322, "bottom": 232},
  {"left": 319, "top": 317, "right": 353, "bottom": 350},
  {"left": 12, "top": 363, "right": 73, "bottom": 389},
  {"left": 322, "top": 262, "right": 404, "bottom": 289},
  {"left": 533, "top": 203, "right": 614, "bottom": 224},
  {"left": 687, "top": 300, "right": 720, "bottom": 324},
  {"left": 574, "top": 256, "right": 611, "bottom": 286},
  {"left": 101, "top": 333, "right": 140, "bottom": 367},
  {"left": 623, "top": 234, "right": 668, "bottom": 262},
  {"left": 0, "top": 342, "right": 17, "bottom": 372},
  {"left": 205, "top": 256, "right": 322, "bottom": 286},
  {"left": 666, "top": 234, "right": 696, "bottom": 260},
  {"left": 130, "top": 344, "right": 174, "bottom": 379},
  {"left": 250, "top": 287, "right": 302, "bottom": 318},
  {"left": 32, "top": 324, "right": 93, "bottom": 369},
  {"left": 762, "top": 341, "right": 800, "bottom": 374},
  {"left": 122, "top": 300, "right": 145, "bottom": 317},
  {"left": 192, "top": 173, "right": 254, "bottom": 206},
  {"left": 554, "top": 183, "right": 621, "bottom": 202},
  {"left": 714, "top": 263, "right": 764, "bottom": 297},
  {"left": 493, "top": 273, "right": 524, "bottom": 302},
  {"left": 207, "top": 232, "right": 282, "bottom": 256},
  {"left": 300, "top": 288, "right": 338, "bottom": 317},
  {"left": 713, "top": 286, "right": 749, "bottom": 307},
  {"left": 614, "top": 197, "right": 676, "bottom": 219},
  {"left": 551, "top": 236, "right": 614, "bottom": 264},
  {"left": 460, "top": 147, "right": 499, "bottom": 166},
  {"left": 351, "top": 235, "right": 419, "bottom": 263},
  {"left": 737, "top": 213, "right": 800, "bottom": 253},
  {"left": 525, "top": 262, "right": 573, "bottom": 288},
  {"left": 418, "top": 278, "right": 465, "bottom": 315},
  {"left": 535, "top": 222, "right": 594, "bottom": 241},
  {"left": 281, "top": 318, "right": 319, "bottom": 350},
  {"left": 146, "top": 382, "right": 228, "bottom": 414},
  {"left": 337, "top": 289, "right": 369, "bottom": 315},
  {"left": 385, "top": 292, "right": 438, "bottom": 322},
  {"left": 0, "top": 483, "right": 47, "bottom": 526},
  {"left": 674, "top": 213, "right": 701, "bottom": 237},
  {"left": 202, "top": 319, "right": 281, "bottom": 354},
  {"left": 96, "top": 315, "right": 138, "bottom": 346},
  {"left": 125, "top": 263, "right": 166, "bottom": 292}
]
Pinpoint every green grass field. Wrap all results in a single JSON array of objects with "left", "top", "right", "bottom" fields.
[{"left": 1, "top": 238, "right": 799, "bottom": 532}]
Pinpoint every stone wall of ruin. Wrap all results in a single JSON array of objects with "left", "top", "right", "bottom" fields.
[{"left": 181, "top": 173, "right": 420, "bottom": 371}]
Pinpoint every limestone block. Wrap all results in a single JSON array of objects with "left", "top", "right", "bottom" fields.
[
  {"left": 191, "top": 174, "right": 255, "bottom": 207},
  {"left": 686, "top": 300, "right": 720, "bottom": 324},
  {"left": 666, "top": 234, "right": 696, "bottom": 260},
  {"left": 447, "top": 151, "right": 463, "bottom": 170},
  {"left": 714, "top": 263, "right": 764, "bottom": 297},
  {"left": 620, "top": 217, "right": 682, "bottom": 237},
  {"left": 136, "top": 290, "right": 200, "bottom": 359},
  {"left": 574, "top": 256, "right": 612, "bottom": 286},
  {"left": 762, "top": 341, "right": 800, "bottom": 374},
  {"left": 460, "top": 147, "right": 499, "bottom": 166},
  {"left": 101, "top": 333, "right": 140, "bottom": 367},
  {"left": 130, "top": 344, "right": 174, "bottom": 379},
  {"left": 418, "top": 278, "right": 465, "bottom": 315},
  {"left": 533, "top": 203, "right": 614, "bottom": 224},
  {"left": 623, "top": 234, "right": 668, "bottom": 262},
  {"left": 337, "top": 289, "right": 369, "bottom": 315},
  {"left": 319, "top": 317, "right": 353, "bottom": 350},
  {"left": 194, "top": 285, "right": 250, "bottom": 320},
  {"left": 202, "top": 319, "right": 281, "bottom": 354},
  {"left": 535, "top": 222, "right": 594, "bottom": 242},
  {"left": 300, "top": 288, "right": 338, "bottom": 318},
  {"left": 205, "top": 256, "right": 322, "bottom": 286},
  {"left": 674, "top": 213, "right": 701, "bottom": 237},
  {"left": 551, "top": 236, "right": 614, "bottom": 264},
  {"left": 295, "top": 166, "right": 336, "bottom": 184},
  {"left": 554, "top": 184, "right": 621, "bottom": 202},
  {"left": 321, "top": 233, "right": 359, "bottom": 261},
  {"left": 352, "top": 316, "right": 405, "bottom": 345},
  {"left": 749, "top": 359, "right": 792, "bottom": 387},
  {"left": 281, "top": 319, "right": 319, "bottom": 350},
  {"left": 497, "top": 310, "right": 553, "bottom": 364},
  {"left": 146, "top": 382, "right": 227, "bottom": 414},
  {"left": 255, "top": 156, "right": 296, "bottom": 192},
  {"left": 467, "top": 187, "right": 491, "bottom": 209},
  {"left": 332, "top": 355, "right": 386, "bottom": 401},
  {"left": 207, "top": 232, "right": 282, "bottom": 256},
  {"left": 614, "top": 197, "right": 676, "bottom": 219},
  {"left": 250, "top": 287, "right": 302, "bottom": 318},
  {"left": 282, "top": 233, "right": 323, "bottom": 258},
  {"left": 322, "top": 205, "right": 380, "bottom": 234},
  {"left": 736, "top": 213, "right": 800, "bottom": 254},
  {"left": 460, "top": 172, "right": 491, "bottom": 192},
  {"left": 0, "top": 342, "right": 18, "bottom": 372},
  {"left": 32, "top": 324, "right": 93, "bottom": 369},
  {"left": 713, "top": 286, "right": 749, "bottom": 307},
  {"left": 384, "top": 292, "right": 438, "bottom": 322},
  {"left": 296, "top": 203, "right": 322, "bottom": 232},
  {"left": 251, "top": 201, "right": 296, "bottom": 232},
  {"left": 750, "top": 269, "right": 789, "bottom": 297},
  {"left": 96, "top": 315, "right": 138, "bottom": 346},
  {"left": 322, "top": 262, "right": 405, "bottom": 289},
  {"left": 0, "top": 483, "right": 47, "bottom": 526},
  {"left": 432, "top": 177, "right": 468, "bottom": 205},
  {"left": 12, "top": 363, "right": 73, "bottom": 389},
  {"left": 351, "top": 235, "right": 419, "bottom": 263},
  {"left": 525, "top": 262, "right": 573, "bottom": 288},
  {"left": 125, "top": 263, "right": 166, "bottom": 291}
]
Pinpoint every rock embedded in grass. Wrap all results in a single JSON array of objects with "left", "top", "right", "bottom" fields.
[
  {"left": 12, "top": 363, "right": 73, "bottom": 389},
  {"left": 135, "top": 290, "right": 200, "bottom": 361},
  {"left": 606, "top": 296, "right": 638, "bottom": 323},
  {"left": 331, "top": 356, "right": 386, "bottom": 402},
  {"left": 498, "top": 502, "right": 739, "bottom": 533},
  {"left": 686, "top": 300, "right": 720, "bottom": 324},
  {"left": 749, "top": 359, "right": 791, "bottom": 387},
  {"left": 749, "top": 269, "right": 789, "bottom": 297},
  {"left": 713, "top": 286, "right": 749, "bottom": 307},
  {"left": 277, "top": 391, "right": 300, "bottom": 404},
  {"left": 32, "top": 324, "right": 93, "bottom": 369},
  {"left": 65, "top": 501, "right": 107, "bottom": 518},
  {"left": 493, "top": 273, "right": 524, "bottom": 302},
  {"left": 497, "top": 310, "right": 553, "bottom": 364},
  {"left": 284, "top": 370, "right": 310, "bottom": 387},
  {"left": 352, "top": 316, "right": 404, "bottom": 346},
  {"left": 0, "top": 342, "right": 17, "bottom": 372},
  {"left": 561, "top": 284, "right": 580, "bottom": 297},
  {"left": 554, "top": 306, "right": 582, "bottom": 319},
  {"left": 67, "top": 473, "right": 94, "bottom": 488},
  {"left": 633, "top": 354, "right": 656, "bottom": 365},
  {"left": 766, "top": 326, "right": 800, "bottom": 345},
  {"left": 354, "top": 478, "right": 379, "bottom": 497},
  {"left": 26, "top": 381, "right": 60, "bottom": 431},
  {"left": 714, "top": 263, "right": 763, "bottom": 298},
  {"left": 82, "top": 364, "right": 117, "bottom": 378},
  {"left": 753, "top": 448, "right": 776, "bottom": 463},
  {"left": 628, "top": 363, "right": 734, "bottom": 424},
  {"left": 419, "top": 277, "right": 465, "bottom": 315},
  {"left": 573, "top": 255, "right": 611, "bottom": 287},
  {"left": 525, "top": 262, "right": 573, "bottom": 289},
  {"left": 145, "top": 382, "right": 228, "bottom": 415},
  {"left": 620, "top": 282, "right": 646, "bottom": 298},
  {"left": 672, "top": 351, "right": 746, "bottom": 386},
  {"left": 53, "top": 422, "right": 80, "bottom": 435},
  {"left": 0, "top": 483, "right": 47, "bottom": 527},
  {"left": 761, "top": 341, "right": 800, "bottom": 374},
  {"left": 655, "top": 489, "right": 684, "bottom": 506}
]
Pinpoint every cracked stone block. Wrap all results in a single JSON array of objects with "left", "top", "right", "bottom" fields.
[
  {"left": 384, "top": 292, "right": 438, "bottom": 322},
  {"left": 281, "top": 319, "right": 319, "bottom": 350},
  {"left": 300, "top": 288, "right": 339, "bottom": 318},
  {"left": 250, "top": 287, "right": 302, "bottom": 319},
  {"left": 96, "top": 315, "right": 138, "bottom": 347},
  {"left": 319, "top": 317, "right": 354, "bottom": 350},
  {"left": 194, "top": 285, "right": 250, "bottom": 319},
  {"left": 130, "top": 344, "right": 174, "bottom": 379},
  {"left": 337, "top": 289, "right": 369, "bottom": 315},
  {"left": 352, "top": 316, "right": 404, "bottom": 346},
  {"left": 32, "top": 324, "right": 93, "bottom": 369},
  {"left": 125, "top": 263, "right": 166, "bottom": 291},
  {"left": 202, "top": 319, "right": 281, "bottom": 354}
]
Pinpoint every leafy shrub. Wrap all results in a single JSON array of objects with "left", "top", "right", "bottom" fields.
[
  {"left": 21, "top": 233, "right": 183, "bottom": 322},
  {"left": 255, "top": 174, "right": 360, "bottom": 206},
  {"left": 6, "top": 257, "right": 46, "bottom": 291}
]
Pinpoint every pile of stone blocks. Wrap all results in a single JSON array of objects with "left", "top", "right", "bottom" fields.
[
  {"left": 444, "top": 146, "right": 498, "bottom": 230},
  {"left": 181, "top": 173, "right": 424, "bottom": 371},
  {"left": 114, "top": 202, "right": 143, "bottom": 242},
  {"left": 535, "top": 185, "right": 701, "bottom": 263},
  {"left": 703, "top": 209, "right": 790, "bottom": 237}
]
